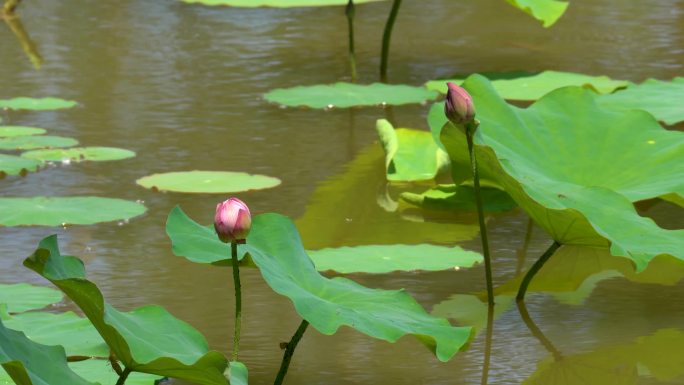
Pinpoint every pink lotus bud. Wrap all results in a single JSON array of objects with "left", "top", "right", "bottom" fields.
[
  {"left": 214, "top": 198, "right": 252, "bottom": 243},
  {"left": 444, "top": 82, "right": 476, "bottom": 125}
]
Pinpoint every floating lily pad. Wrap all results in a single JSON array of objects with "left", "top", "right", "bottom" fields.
[
  {"left": 0, "top": 197, "right": 147, "bottom": 226},
  {"left": 180, "top": 0, "right": 384, "bottom": 5},
  {"left": 0, "top": 136, "right": 78, "bottom": 151},
  {"left": 505, "top": 0, "right": 569, "bottom": 27},
  {"left": 376, "top": 119, "right": 449, "bottom": 182},
  {"left": 0, "top": 155, "right": 41, "bottom": 177},
  {"left": 0, "top": 97, "right": 77, "bottom": 111},
  {"left": 227, "top": 362, "right": 248, "bottom": 385},
  {"left": 0, "top": 126, "right": 46, "bottom": 138},
  {"left": 137, "top": 171, "right": 280, "bottom": 194},
  {"left": 597, "top": 77, "right": 684, "bottom": 125},
  {"left": 265, "top": 83, "right": 439, "bottom": 109},
  {"left": 438, "top": 75, "right": 684, "bottom": 271},
  {"left": 0, "top": 319, "right": 97, "bottom": 385},
  {"left": 425, "top": 71, "right": 629, "bottom": 101},
  {"left": 170, "top": 207, "right": 472, "bottom": 361},
  {"left": 400, "top": 184, "right": 517, "bottom": 212},
  {"left": 24, "top": 236, "right": 229, "bottom": 385},
  {"left": 21, "top": 147, "right": 135, "bottom": 163},
  {"left": 0, "top": 283, "right": 62, "bottom": 314},
  {"left": 308, "top": 244, "right": 482, "bottom": 274}
]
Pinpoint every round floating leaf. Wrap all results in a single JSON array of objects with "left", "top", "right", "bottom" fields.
[
  {"left": 0, "top": 283, "right": 62, "bottom": 313},
  {"left": 0, "top": 126, "right": 46, "bottom": 138},
  {"left": 3, "top": 312, "right": 107, "bottom": 357},
  {"left": 0, "top": 135, "right": 78, "bottom": 151},
  {"left": 137, "top": 171, "right": 281, "bottom": 194},
  {"left": 425, "top": 71, "right": 629, "bottom": 101},
  {"left": 265, "top": 83, "right": 439, "bottom": 109},
  {"left": 0, "top": 320, "right": 98, "bottom": 385},
  {"left": 309, "top": 244, "right": 482, "bottom": 274},
  {"left": 0, "top": 154, "right": 41, "bottom": 176},
  {"left": 181, "top": 0, "right": 384, "bottom": 5},
  {"left": 244, "top": 213, "right": 471, "bottom": 362},
  {"left": 597, "top": 77, "right": 684, "bottom": 125},
  {"left": 438, "top": 75, "right": 684, "bottom": 271},
  {"left": 0, "top": 197, "right": 147, "bottom": 226},
  {"left": 24, "top": 236, "right": 230, "bottom": 385},
  {"left": 0, "top": 97, "right": 77, "bottom": 111},
  {"left": 376, "top": 119, "right": 449, "bottom": 182},
  {"left": 21, "top": 147, "right": 135, "bottom": 163}
]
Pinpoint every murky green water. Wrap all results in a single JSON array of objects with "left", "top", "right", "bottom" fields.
[{"left": 1, "top": 0, "right": 683, "bottom": 384}]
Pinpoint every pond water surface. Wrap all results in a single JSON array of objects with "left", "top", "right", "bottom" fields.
[{"left": 1, "top": 1, "right": 683, "bottom": 384}]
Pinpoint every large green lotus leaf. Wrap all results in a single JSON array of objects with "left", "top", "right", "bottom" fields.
[
  {"left": 21, "top": 147, "right": 135, "bottom": 163},
  {"left": 0, "top": 284, "right": 62, "bottom": 314},
  {"left": 265, "top": 83, "right": 439, "bottom": 109},
  {"left": 597, "top": 77, "right": 684, "bottom": 125},
  {"left": 3, "top": 312, "right": 107, "bottom": 357},
  {"left": 375, "top": 119, "right": 449, "bottom": 182},
  {"left": 505, "top": 0, "right": 568, "bottom": 27},
  {"left": 0, "top": 98, "right": 77, "bottom": 111},
  {"left": 226, "top": 362, "right": 247, "bottom": 385},
  {"left": 23, "top": 236, "right": 229, "bottom": 385},
  {"left": 308, "top": 244, "right": 482, "bottom": 274},
  {"left": 0, "top": 319, "right": 98, "bottom": 385},
  {"left": 242, "top": 213, "right": 471, "bottom": 362},
  {"left": 295, "top": 144, "right": 481, "bottom": 249},
  {"left": 425, "top": 71, "right": 629, "bottom": 101},
  {"left": 0, "top": 197, "right": 146, "bottom": 226},
  {"left": 165, "top": 206, "right": 250, "bottom": 266},
  {"left": 0, "top": 126, "right": 45, "bottom": 138},
  {"left": 67, "top": 360, "right": 160, "bottom": 385},
  {"left": 137, "top": 171, "right": 280, "bottom": 194},
  {"left": 0, "top": 155, "right": 40, "bottom": 177},
  {"left": 180, "top": 0, "right": 384, "bottom": 6},
  {"left": 524, "top": 329, "right": 684, "bottom": 385},
  {"left": 0, "top": 136, "right": 78, "bottom": 151},
  {"left": 439, "top": 75, "right": 684, "bottom": 271},
  {"left": 400, "top": 184, "right": 517, "bottom": 212}
]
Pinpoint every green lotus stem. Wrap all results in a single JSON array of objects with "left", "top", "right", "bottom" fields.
[
  {"left": 480, "top": 303, "right": 494, "bottom": 385},
  {"left": 231, "top": 241, "right": 242, "bottom": 362},
  {"left": 465, "top": 121, "right": 494, "bottom": 307},
  {"left": 273, "top": 320, "right": 309, "bottom": 385},
  {"left": 517, "top": 300, "right": 562, "bottom": 360},
  {"left": 515, "top": 218, "right": 535, "bottom": 275},
  {"left": 3, "top": 0, "right": 20, "bottom": 15},
  {"left": 115, "top": 367, "right": 132, "bottom": 385},
  {"left": 379, "top": 0, "right": 402, "bottom": 82},
  {"left": 345, "top": 0, "right": 357, "bottom": 82},
  {"left": 516, "top": 241, "right": 562, "bottom": 302}
]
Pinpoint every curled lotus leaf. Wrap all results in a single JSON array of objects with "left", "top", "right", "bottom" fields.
[
  {"left": 23, "top": 236, "right": 229, "bottom": 385},
  {"left": 437, "top": 75, "right": 684, "bottom": 271}
]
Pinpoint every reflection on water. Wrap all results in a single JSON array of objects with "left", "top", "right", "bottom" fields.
[{"left": 0, "top": 0, "right": 682, "bottom": 384}]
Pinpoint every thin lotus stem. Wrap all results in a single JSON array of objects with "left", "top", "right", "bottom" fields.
[
  {"left": 515, "top": 217, "right": 535, "bottom": 275},
  {"left": 379, "top": 0, "right": 402, "bottom": 82},
  {"left": 115, "top": 367, "right": 132, "bottom": 385},
  {"left": 345, "top": 0, "right": 357, "bottom": 82},
  {"left": 108, "top": 351, "right": 123, "bottom": 376},
  {"left": 516, "top": 241, "right": 562, "bottom": 302},
  {"left": 480, "top": 303, "right": 494, "bottom": 385},
  {"left": 231, "top": 241, "right": 242, "bottom": 362},
  {"left": 517, "top": 300, "right": 562, "bottom": 360},
  {"left": 465, "top": 122, "right": 494, "bottom": 307},
  {"left": 273, "top": 320, "right": 309, "bottom": 385},
  {"left": 2, "top": 0, "right": 20, "bottom": 15}
]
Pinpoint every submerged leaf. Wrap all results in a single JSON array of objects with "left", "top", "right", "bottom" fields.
[
  {"left": 0, "top": 283, "right": 62, "bottom": 314},
  {"left": 137, "top": 171, "right": 280, "bottom": 194},
  {"left": 438, "top": 75, "right": 684, "bottom": 271},
  {"left": 265, "top": 83, "right": 438, "bottom": 109},
  {"left": 0, "top": 197, "right": 146, "bottom": 226},
  {"left": 309, "top": 244, "right": 482, "bottom": 273},
  {"left": 400, "top": 184, "right": 517, "bottom": 212},
  {"left": 23, "top": 236, "right": 229, "bottom": 385},
  {"left": 376, "top": 119, "right": 449, "bottom": 182}
]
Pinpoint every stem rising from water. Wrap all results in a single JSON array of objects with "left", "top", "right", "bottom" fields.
[
  {"left": 231, "top": 241, "right": 242, "bottom": 361},
  {"left": 345, "top": 0, "right": 357, "bottom": 82},
  {"left": 273, "top": 320, "right": 309, "bottom": 385},
  {"left": 516, "top": 241, "right": 562, "bottom": 302},
  {"left": 379, "top": 0, "right": 402, "bottom": 82}
]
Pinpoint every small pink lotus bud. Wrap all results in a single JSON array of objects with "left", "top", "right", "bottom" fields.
[
  {"left": 214, "top": 198, "right": 252, "bottom": 243},
  {"left": 444, "top": 82, "right": 476, "bottom": 125}
]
